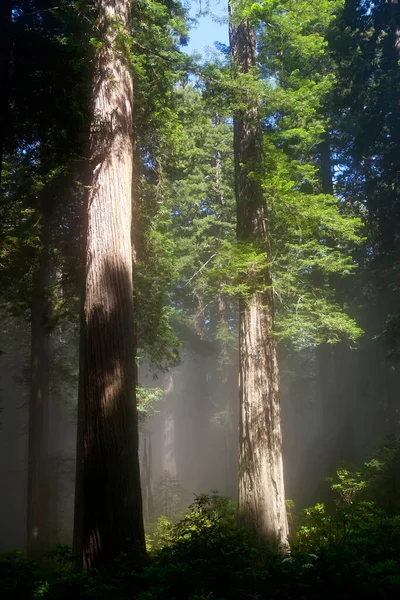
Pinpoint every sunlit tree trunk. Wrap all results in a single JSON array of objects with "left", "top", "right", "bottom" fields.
[
  {"left": 229, "top": 1, "right": 288, "bottom": 548},
  {"left": 73, "top": 0, "right": 145, "bottom": 568},
  {"left": 27, "top": 204, "right": 53, "bottom": 559}
]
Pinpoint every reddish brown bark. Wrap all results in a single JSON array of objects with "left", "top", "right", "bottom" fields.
[
  {"left": 73, "top": 0, "right": 145, "bottom": 568},
  {"left": 229, "top": 1, "right": 289, "bottom": 548}
]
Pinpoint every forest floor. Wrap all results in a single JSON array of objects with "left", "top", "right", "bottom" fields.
[{"left": 3, "top": 441, "right": 400, "bottom": 599}]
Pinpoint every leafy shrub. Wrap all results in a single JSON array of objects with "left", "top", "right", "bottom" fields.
[
  {"left": 4, "top": 441, "right": 400, "bottom": 599},
  {"left": 0, "top": 552, "right": 36, "bottom": 599}
]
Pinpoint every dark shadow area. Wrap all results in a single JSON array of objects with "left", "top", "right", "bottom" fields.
[{"left": 75, "top": 259, "right": 144, "bottom": 567}]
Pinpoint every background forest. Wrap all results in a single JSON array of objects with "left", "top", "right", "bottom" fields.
[{"left": 1, "top": 0, "right": 400, "bottom": 598}]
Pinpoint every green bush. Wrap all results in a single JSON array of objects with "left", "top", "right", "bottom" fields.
[
  {"left": 4, "top": 440, "right": 400, "bottom": 599},
  {"left": 0, "top": 552, "right": 36, "bottom": 599}
]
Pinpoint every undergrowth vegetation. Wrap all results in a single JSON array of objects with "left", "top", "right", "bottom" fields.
[{"left": 3, "top": 439, "right": 400, "bottom": 600}]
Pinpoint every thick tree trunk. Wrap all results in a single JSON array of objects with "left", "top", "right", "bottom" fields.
[
  {"left": 0, "top": 0, "right": 12, "bottom": 183},
  {"left": 229, "top": 2, "right": 288, "bottom": 548},
  {"left": 73, "top": 0, "right": 145, "bottom": 568},
  {"left": 27, "top": 207, "right": 53, "bottom": 559}
]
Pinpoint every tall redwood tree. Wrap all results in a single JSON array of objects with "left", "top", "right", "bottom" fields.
[
  {"left": 229, "top": 0, "right": 289, "bottom": 548},
  {"left": 73, "top": 0, "right": 145, "bottom": 567}
]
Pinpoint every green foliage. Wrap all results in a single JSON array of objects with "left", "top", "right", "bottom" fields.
[
  {"left": 253, "top": 0, "right": 364, "bottom": 347},
  {"left": 135, "top": 201, "right": 181, "bottom": 372},
  {"left": 165, "top": 85, "right": 235, "bottom": 297},
  {"left": 356, "top": 438, "right": 400, "bottom": 513},
  {"left": 2, "top": 0, "right": 190, "bottom": 375},
  {"left": 5, "top": 463, "right": 400, "bottom": 599},
  {"left": 131, "top": 0, "right": 189, "bottom": 148},
  {"left": 45, "top": 546, "right": 76, "bottom": 576},
  {"left": 328, "top": 0, "right": 400, "bottom": 349},
  {"left": 164, "top": 0, "right": 364, "bottom": 352},
  {"left": 295, "top": 438, "right": 400, "bottom": 552},
  {"left": 207, "top": 241, "right": 271, "bottom": 299},
  {"left": 1, "top": 0, "right": 89, "bottom": 316},
  {"left": 136, "top": 386, "right": 164, "bottom": 420},
  {"left": 141, "top": 493, "right": 271, "bottom": 600},
  {"left": 161, "top": 83, "right": 237, "bottom": 360},
  {"left": 0, "top": 552, "right": 36, "bottom": 599},
  {"left": 149, "top": 492, "right": 237, "bottom": 552},
  {"left": 130, "top": 1, "right": 191, "bottom": 371},
  {"left": 264, "top": 141, "right": 364, "bottom": 347}
]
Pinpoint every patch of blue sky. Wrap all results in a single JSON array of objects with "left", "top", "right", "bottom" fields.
[{"left": 184, "top": 1, "right": 229, "bottom": 57}]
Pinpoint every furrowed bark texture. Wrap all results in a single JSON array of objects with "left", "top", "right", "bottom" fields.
[
  {"left": 73, "top": 0, "right": 145, "bottom": 568},
  {"left": 229, "top": 2, "right": 289, "bottom": 548}
]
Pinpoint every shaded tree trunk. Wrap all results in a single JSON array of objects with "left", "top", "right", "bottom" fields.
[
  {"left": 0, "top": 0, "right": 12, "bottom": 183},
  {"left": 320, "top": 136, "right": 334, "bottom": 196},
  {"left": 141, "top": 432, "right": 154, "bottom": 524},
  {"left": 73, "top": 0, "right": 145, "bottom": 568},
  {"left": 229, "top": 1, "right": 288, "bottom": 548},
  {"left": 316, "top": 136, "right": 339, "bottom": 476},
  {"left": 385, "top": 0, "right": 400, "bottom": 435},
  {"left": 27, "top": 205, "right": 53, "bottom": 559},
  {"left": 216, "top": 295, "right": 236, "bottom": 496},
  {"left": 318, "top": 135, "right": 357, "bottom": 473},
  {"left": 193, "top": 291, "right": 207, "bottom": 340}
]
